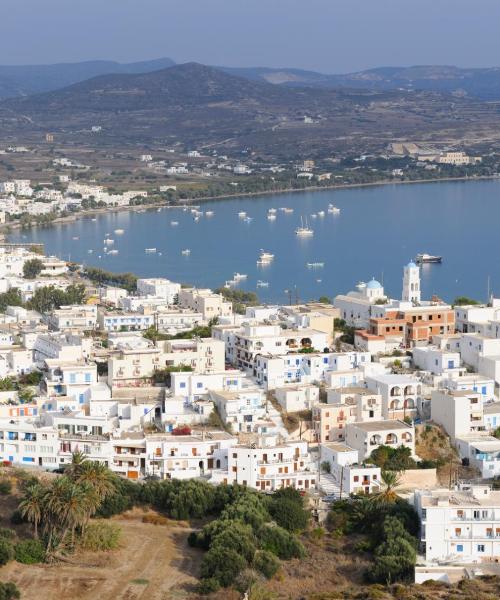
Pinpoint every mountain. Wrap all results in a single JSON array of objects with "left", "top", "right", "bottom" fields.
[
  {"left": 221, "top": 64, "right": 500, "bottom": 100},
  {"left": 1, "top": 62, "right": 498, "bottom": 159},
  {"left": 0, "top": 57, "right": 175, "bottom": 99}
]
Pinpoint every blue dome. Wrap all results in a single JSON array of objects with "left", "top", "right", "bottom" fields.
[
  {"left": 406, "top": 261, "right": 417, "bottom": 268},
  {"left": 366, "top": 279, "right": 382, "bottom": 289}
]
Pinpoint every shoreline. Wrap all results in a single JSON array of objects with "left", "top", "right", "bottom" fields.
[{"left": 1, "top": 173, "right": 498, "bottom": 236}]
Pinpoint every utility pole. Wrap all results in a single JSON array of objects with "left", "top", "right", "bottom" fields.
[{"left": 339, "top": 465, "right": 344, "bottom": 500}]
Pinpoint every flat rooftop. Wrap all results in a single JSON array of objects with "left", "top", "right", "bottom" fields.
[{"left": 351, "top": 420, "right": 411, "bottom": 432}]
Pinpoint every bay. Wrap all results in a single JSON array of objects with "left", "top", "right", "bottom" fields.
[{"left": 10, "top": 179, "right": 500, "bottom": 304}]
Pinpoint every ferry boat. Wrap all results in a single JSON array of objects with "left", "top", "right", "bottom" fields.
[
  {"left": 328, "top": 204, "right": 340, "bottom": 214},
  {"left": 145, "top": 248, "right": 157, "bottom": 254},
  {"left": 295, "top": 217, "right": 314, "bottom": 237},
  {"left": 114, "top": 229, "right": 125, "bottom": 235},
  {"left": 257, "top": 281, "right": 269, "bottom": 288},
  {"left": 307, "top": 262, "right": 325, "bottom": 268},
  {"left": 233, "top": 272, "right": 248, "bottom": 281},
  {"left": 181, "top": 249, "right": 191, "bottom": 256},
  {"left": 416, "top": 253, "right": 442, "bottom": 264}
]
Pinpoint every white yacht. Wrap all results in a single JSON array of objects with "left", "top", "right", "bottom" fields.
[
  {"left": 283, "top": 207, "right": 294, "bottom": 214},
  {"left": 317, "top": 211, "right": 325, "bottom": 217},
  {"left": 181, "top": 249, "right": 191, "bottom": 256},
  {"left": 268, "top": 208, "right": 277, "bottom": 214},
  {"left": 108, "top": 249, "right": 119, "bottom": 255},
  {"left": 295, "top": 217, "right": 314, "bottom": 237},
  {"left": 145, "top": 248, "right": 157, "bottom": 254},
  {"left": 260, "top": 250, "right": 274, "bottom": 261},
  {"left": 114, "top": 229, "right": 125, "bottom": 235},
  {"left": 233, "top": 272, "right": 248, "bottom": 281},
  {"left": 307, "top": 262, "right": 325, "bottom": 268},
  {"left": 238, "top": 211, "right": 247, "bottom": 218},
  {"left": 170, "top": 220, "right": 179, "bottom": 226},
  {"left": 328, "top": 204, "right": 340, "bottom": 214},
  {"left": 205, "top": 211, "right": 214, "bottom": 217},
  {"left": 257, "top": 281, "right": 269, "bottom": 288},
  {"left": 104, "top": 238, "right": 114, "bottom": 245},
  {"left": 267, "top": 214, "right": 277, "bottom": 221}
]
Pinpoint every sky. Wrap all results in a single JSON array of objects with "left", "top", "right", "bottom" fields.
[{"left": 2, "top": 0, "right": 500, "bottom": 73}]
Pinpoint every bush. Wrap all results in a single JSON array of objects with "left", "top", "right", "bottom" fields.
[
  {"left": 80, "top": 521, "right": 121, "bottom": 551},
  {"left": 259, "top": 524, "right": 305, "bottom": 560},
  {"left": 269, "top": 497, "right": 309, "bottom": 532},
  {"left": 197, "top": 577, "right": 220, "bottom": 594},
  {"left": 0, "top": 539, "right": 14, "bottom": 566},
  {"left": 14, "top": 539, "right": 45, "bottom": 564},
  {"left": 0, "top": 481, "right": 12, "bottom": 495},
  {"left": 0, "top": 582, "right": 20, "bottom": 600},
  {"left": 0, "top": 529, "right": 15, "bottom": 540},
  {"left": 253, "top": 550, "right": 280, "bottom": 579},
  {"left": 200, "top": 546, "right": 246, "bottom": 588},
  {"left": 142, "top": 513, "right": 170, "bottom": 526},
  {"left": 211, "top": 521, "right": 256, "bottom": 563}
]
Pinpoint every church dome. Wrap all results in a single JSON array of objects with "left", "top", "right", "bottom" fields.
[{"left": 366, "top": 278, "right": 382, "bottom": 289}]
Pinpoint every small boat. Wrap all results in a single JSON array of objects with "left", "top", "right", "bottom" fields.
[
  {"left": 181, "top": 249, "right": 191, "bottom": 256},
  {"left": 72, "top": 236, "right": 79, "bottom": 240},
  {"left": 170, "top": 220, "right": 179, "bottom": 226},
  {"left": 283, "top": 208, "right": 294, "bottom": 214},
  {"left": 238, "top": 211, "right": 247, "bottom": 218},
  {"left": 259, "top": 250, "right": 274, "bottom": 261},
  {"left": 311, "top": 213, "right": 317, "bottom": 219},
  {"left": 224, "top": 279, "right": 237, "bottom": 288},
  {"left": 307, "top": 262, "right": 325, "bottom": 268},
  {"left": 257, "top": 281, "right": 269, "bottom": 288},
  {"left": 316, "top": 279, "right": 322, "bottom": 283},
  {"left": 233, "top": 272, "right": 247, "bottom": 281},
  {"left": 91, "top": 218, "right": 97, "bottom": 222},
  {"left": 268, "top": 208, "right": 277, "bottom": 214},
  {"left": 193, "top": 215, "right": 200, "bottom": 222},
  {"left": 243, "top": 216, "right": 253, "bottom": 223},
  {"left": 416, "top": 253, "right": 442, "bottom": 264},
  {"left": 158, "top": 252, "right": 162, "bottom": 256},
  {"left": 267, "top": 214, "right": 276, "bottom": 221},
  {"left": 205, "top": 211, "right": 214, "bottom": 217},
  {"left": 104, "top": 238, "right": 114, "bottom": 245},
  {"left": 157, "top": 208, "right": 162, "bottom": 213},
  {"left": 145, "top": 248, "right": 157, "bottom": 254},
  {"left": 328, "top": 204, "right": 340, "bottom": 214},
  {"left": 108, "top": 249, "right": 119, "bottom": 255},
  {"left": 295, "top": 217, "right": 314, "bottom": 237},
  {"left": 114, "top": 229, "right": 124, "bottom": 235},
  {"left": 318, "top": 211, "right": 325, "bottom": 217},
  {"left": 87, "top": 249, "right": 93, "bottom": 254}
]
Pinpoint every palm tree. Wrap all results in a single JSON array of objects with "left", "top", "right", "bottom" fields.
[
  {"left": 19, "top": 482, "right": 45, "bottom": 538},
  {"left": 371, "top": 470, "right": 404, "bottom": 505},
  {"left": 64, "top": 450, "right": 88, "bottom": 480},
  {"left": 75, "top": 461, "right": 115, "bottom": 503}
]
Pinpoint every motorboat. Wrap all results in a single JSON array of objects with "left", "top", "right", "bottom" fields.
[
  {"left": 416, "top": 253, "right": 442, "bottom": 264},
  {"left": 307, "top": 262, "right": 325, "bottom": 268},
  {"left": 259, "top": 250, "right": 274, "bottom": 261},
  {"left": 170, "top": 220, "right": 179, "bottom": 226},
  {"left": 317, "top": 211, "right": 325, "bottom": 217},
  {"left": 145, "top": 248, "right": 157, "bottom": 253},
  {"left": 283, "top": 207, "right": 294, "bottom": 214},
  {"left": 268, "top": 208, "right": 277, "bottom": 214},
  {"left": 205, "top": 211, "right": 214, "bottom": 217},
  {"left": 181, "top": 249, "right": 191, "bottom": 256},
  {"left": 267, "top": 214, "right": 277, "bottom": 221},
  {"left": 104, "top": 238, "right": 114, "bottom": 245},
  {"left": 72, "top": 236, "right": 79, "bottom": 240},
  {"left": 233, "top": 272, "right": 247, "bottom": 281},
  {"left": 328, "top": 204, "right": 340, "bottom": 214},
  {"left": 114, "top": 229, "right": 125, "bottom": 235},
  {"left": 238, "top": 211, "right": 247, "bottom": 218},
  {"left": 108, "top": 249, "right": 119, "bottom": 255},
  {"left": 257, "top": 281, "right": 269, "bottom": 288}
]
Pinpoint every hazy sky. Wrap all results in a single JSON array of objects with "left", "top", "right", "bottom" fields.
[{"left": 2, "top": 0, "right": 500, "bottom": 72}]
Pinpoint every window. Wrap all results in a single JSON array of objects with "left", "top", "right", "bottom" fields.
[
  {"left": 85, "top": 373, "right": 91, "bottom": 383},
  {"left": 457, "top": 544, "right": 463, "bottom": 552},
  {"left": 477, "top": 544, "right": 485, "bottom": 553},
  {"left": 180, "top": 382, "right": 186, "bottom": 389},
  {"left": 196, "top": 382, "right": 203, "bottom": 388}
]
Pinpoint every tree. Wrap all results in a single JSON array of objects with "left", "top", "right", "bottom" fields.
[
  {"left": 269, "top": 496, "right": 309, "bottom": 532},
  {"left": 63, "top": 451, "right": 88, "bottom": 480},
  {"left": 454, "top": 296, "right": 480, "bottom": 306},
  {"left": 23, "top": 258, "right": 44, "bottom": 279},
  {"left": 0, "top": 539, "right": 14, "bottom": 566},
  {"left": 19, "top": 482, "right": 45, "bottom": 538},
  {"left": 200, "top": 546, "right": 246, "bottom": 587},
  {"left": 371, "top": 470, "right": 403, "bottom": 505}
]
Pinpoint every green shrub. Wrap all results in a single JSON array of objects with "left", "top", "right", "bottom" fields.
[
  {"left": 0, "top": 582, "right": 20, "bottom": 600},
  {"left": 80, "top": 521, "right": 121, "bottom": 551},
  {"left": 259, "top": 524, "right": 305, "bottom": 560},
  {"left": 0, "top": 539, "right": 14, "bottom": 566},
  {"left": 253, "top": 550, "right": 280, "bottom": 579},
  {"left": 14, "top": 539, "right": 45, "bottom": 564},
  {"left": 197, "top": 577, "right": 220, "bottom": 595},
  {"left": 200, "top": 546, "right": 246, "bottom": 587},
  {"left": 0, "top": 480, "right": 12, "bottom": 495},
  {"left": 269, "top": 497, "right": 309, "bottom": 532},
  {"left": 0, "top": 529, "right": 15, "bottom": 540}
]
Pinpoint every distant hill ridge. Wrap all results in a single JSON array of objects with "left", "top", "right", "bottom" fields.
[{"left": 0, "top": 57, "right": 176, "bottom": 99}]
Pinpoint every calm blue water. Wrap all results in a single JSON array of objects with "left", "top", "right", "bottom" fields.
[{"left": 10, "top": 180, "right": 500, "bottom": 304}]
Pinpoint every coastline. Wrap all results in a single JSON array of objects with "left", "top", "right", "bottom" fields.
[{"left": 1, "top": 173, "right": 498, "bottom": 236}]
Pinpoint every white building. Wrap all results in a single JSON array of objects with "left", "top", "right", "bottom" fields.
[
  {"left": 320, "top": 442, "right": 381, "bottom": 496},
  {"left": 415, "top": 485, "right": 500, "bottom": 563},
  {"left": 402, "top": 261, "right": 421, "bottom": 304},
  {"left": 136, "top": 278, "right": 181, "bottom": 304},
  {"left": 345, "top": 420, "right": 415, "bottom": 461}
]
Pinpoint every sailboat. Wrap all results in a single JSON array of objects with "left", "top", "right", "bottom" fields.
[{"left": 295, "top": 217, "right": 314, "bottom": 236}]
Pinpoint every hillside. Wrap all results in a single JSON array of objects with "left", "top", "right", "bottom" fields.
[
  {"left": 0, "top": 57, "right": 175, "bottom": 99},
  {"left": 1, "top": 62, "right": 500, "bottom": 159}
]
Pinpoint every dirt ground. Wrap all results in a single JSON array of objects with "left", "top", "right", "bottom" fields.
[{"left": 0, "top": 510, "right": 202, "bottom": 600}]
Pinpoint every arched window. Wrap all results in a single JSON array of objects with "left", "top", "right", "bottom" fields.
[
  {"left": 386, "top": 433, "right": 398, "bottom": 445},
  {"left": 390, "top": 386, "right": 401, "bottom": 397}
]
